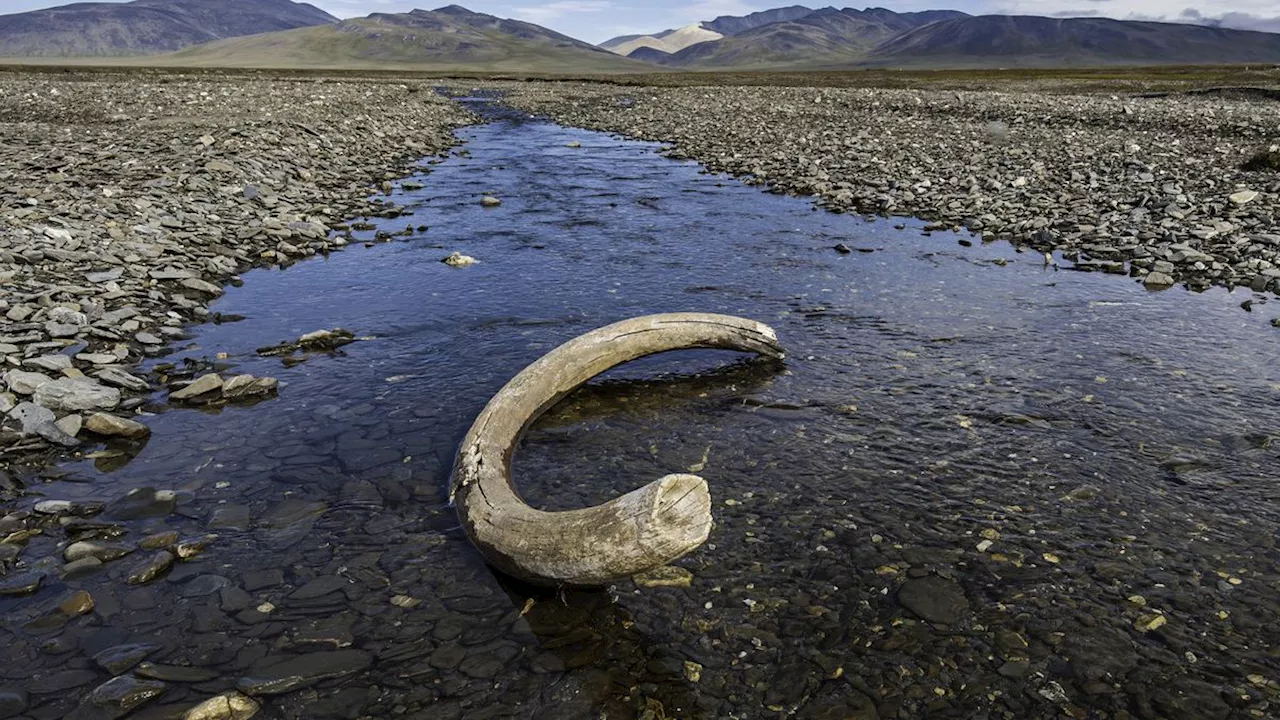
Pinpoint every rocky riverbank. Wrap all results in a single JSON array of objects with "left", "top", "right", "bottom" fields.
[
  {"left": 0, "top": 72, "right": 474, "bottom": 468},
  {"left": 499, "top": 81, "right": 1280, "bottom": 301}
]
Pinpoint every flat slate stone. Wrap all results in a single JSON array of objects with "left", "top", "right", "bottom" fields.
[
  {"left": 73, "top": 674, "right": 166, "bottom": 719},
  {"left": 134, "top": 663, "right": 219, "bottom": 683},
  {"left": 28, "top": 669, "right": 100, "bottom": 694},
  {"left": 898, "top": 576, "right": 971, "bottom": 625},
  {"left": 0, "top": 688, "right": 28, "bottom": 719},
  {"left": 93, "top": 644, "right": 159, "bottom": 676},
  {"left": 236, "top": 650, "right": 373, "bottom": 696},
  {"left": 289, "top": 576, "right": 348, "bottom": 601},
  {"left": 0, "top": 569, "right": 46, "bottom": 597}
]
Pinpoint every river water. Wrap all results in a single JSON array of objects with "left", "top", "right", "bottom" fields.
[{"left": 3, "top": 99, "right": 1279, "bottom": 719}]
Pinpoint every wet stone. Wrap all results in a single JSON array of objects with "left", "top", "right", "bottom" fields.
[
  {"left": 182, "top": 691, "right": 260, "bottom": 720},
  {"left": 27, "top": 669, "right": 100, "bottom": 694},
  {"left": 123, "top": 588, "right": 159, "bottom": 612},
  {"left": 458, "top": 652, "right": 507, "bottom": 679},
  {"left": 138, "top": 531, "right": 180, "bottom": 551},
  {"left": 634, "top": 565, "right": 693, "bottom": 588},
  {"left": 998, "top": 660, "right": 1032, "bottom": 679},
  {"left": 57, "top": 589, "right": 98, "bottom": 617},
  {"left": 61, "top": 518, "right": 127, "bottom": 541},
  {"left": 127, "top": 551, "right": 176, "bottom": 585},
  {"left": 169, "top": 373, "right": 224, "bottom": 403},
  {"left": 242, "top": 569, "right": 283, "bottom": 592},
  {"left": 65, "top": 541, "right": 132, "bottom": 563},
  {"left": 207, "top": 505, "right": 251, "bottom": 531},
  {"left": 897, "top": 576, "right": 971, "bottom": 625},
  {"left": 798, "top": 691, "right": 880, "bottom": 720},
  {"left": 220, "top": 586, "right": 253, "bottom": 613},
  {"left": 0, "top": 688, "right": 28, "bottom": 719},
  {"left": 428, "top": 643, "right": 465, "bottom": 670},
  {"left": 289, "top": 576, "right": 349, "bottom": 601},
  {"left": 84, "top": 413, "right": 150, "bottom": 439},
  {"left": 134, "top": 663, "right": 219, "bottom": 683},
  {"left": 105, "top": 488, "right": 176, "bottom": 520},
  {"left": 94, "top": 644, "right": 159, "bottom": 676},
  {"left": 235, "top": 650, "right": 373, "bottom": 696},
  {"left": 175, "top": 536, "right": 214, "bottom": 560},
  {"left": 0, "top": 569, "right": 46, "bottom": 597},
  {"left": 74, "top": 674, "right": 166, "bottom": 719},
  {"left": 182, "top": 575, "right": 233, "bottom": 598},
  {"left": 287, "top": 622, "right": 355, "bottom": 650},
  {"left": 64, "top": 556, "right": 105, "bottom": 578}
]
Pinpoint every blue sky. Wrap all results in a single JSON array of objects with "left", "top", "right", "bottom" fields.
[{"left": 5, "top": 0, "right": 1279, "bottom": 43}]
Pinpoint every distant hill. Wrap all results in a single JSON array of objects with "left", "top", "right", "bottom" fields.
[
  {"left": 626, "top": 46, "right": 673, "bottom": 63},
  {"left": 701, "top": 5, "right": 818, "bottom": 36},
  {"left": 605, "top": 24, "right": 722, "bottom": 57},
  {"left": 868, "top": 15, "right": 1280, "bottom": 67},
  {"left": 656, "top": 7, "right": 969, "bottom": 69},
  {"left": 599, "top": 6, "right": 816, "bottom": 57},
  {"left": 0, "top": 0, "right": 336, "bottom": 57},
  {"left": 162, "top": 5, "right": 646, "bottom": 71},
  {"left": 599, "top": 26, "right": 678, "bottom": 52}
]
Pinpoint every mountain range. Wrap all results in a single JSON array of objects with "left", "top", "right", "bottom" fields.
[
  {"left": 163, "top": 5, "right": 639, "bottom": 71},
  {"left": 2, "top": 1, "right": 1280, "bottom": 70},
  {"left": 0, "top": 0, "right": 335, "bottom": 57}
]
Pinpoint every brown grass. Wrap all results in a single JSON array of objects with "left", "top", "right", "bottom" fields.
[{"left": 1, "top": 61, "right": 1278, "bottom": 95}]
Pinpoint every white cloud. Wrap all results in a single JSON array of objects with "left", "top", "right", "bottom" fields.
[
  {"left": 669, "top": 0, "right": 760, "bottom": 25},
  {"left": 993, "top": 1, "right": 1280, "bottom": 32},
  {"left": 512, "top": 0, "right": 613, "bottom": 24}
]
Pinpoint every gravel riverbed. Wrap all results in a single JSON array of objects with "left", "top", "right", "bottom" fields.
[
  {"left": 0, "top": 72, "right": 473, "bottom": 466},
  {"left": 1, "top": 74, "right": 1278, "bottom": 720},
  {"left": 499, "top": 81, "right": 1280, "bottom": 300}
]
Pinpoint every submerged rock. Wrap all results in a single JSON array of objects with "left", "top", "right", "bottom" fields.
[
  {"left": 898, "top": 576, "right": 971, "bottom": 625},
  {"left": 0, "top": 688, "right": 28, "bottom": 718},
  {"left": 235, "top": 650, "right": 373, "bottom": 696},
  {"left": 126, "top": 551, "right": 175, "bottom": 585},
  {"left": 93, "top": 644, "right": 159, "bottom": 676},
  {"left": 65, "top": 541, "right": 132, "bottom": 563},
  {"left": 106, "top": 487, "right": 177, "bottom": 520},
  {"left": 73, "top": 674, "right": 166, "bottom": 719},
  {"left": 0, "top": 569, "right": 46, "bottom": 597},
  {"left": 633, "top": 565, "right": 693, "bottom": 588},
  {"left": 183, "top": 691, "right": 260, "bottom": 720}
]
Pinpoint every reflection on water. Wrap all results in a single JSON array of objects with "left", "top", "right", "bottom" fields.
[{"left": 2, "top": 100, "right": 1278, "bottom": 719}]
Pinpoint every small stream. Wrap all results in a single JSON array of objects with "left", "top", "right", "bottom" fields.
[{"left": 3, "top": 97, "right": 1279, "bottom": 719}]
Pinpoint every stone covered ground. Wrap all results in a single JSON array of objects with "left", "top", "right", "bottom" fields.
[
  {"left": 0, "top": 71, "right": 472, "bottom": 464},
  {"left": 499, "top": 80, "right": 1280, "bottom": 299}
]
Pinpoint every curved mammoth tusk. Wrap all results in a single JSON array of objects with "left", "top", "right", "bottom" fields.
[{"left": 450, "top": 312, "right": 785, "bottom": 587}]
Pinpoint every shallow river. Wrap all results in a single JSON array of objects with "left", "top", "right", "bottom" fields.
[{"left": 3, "top": 99, "right": 1279, "bottom": 720}]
